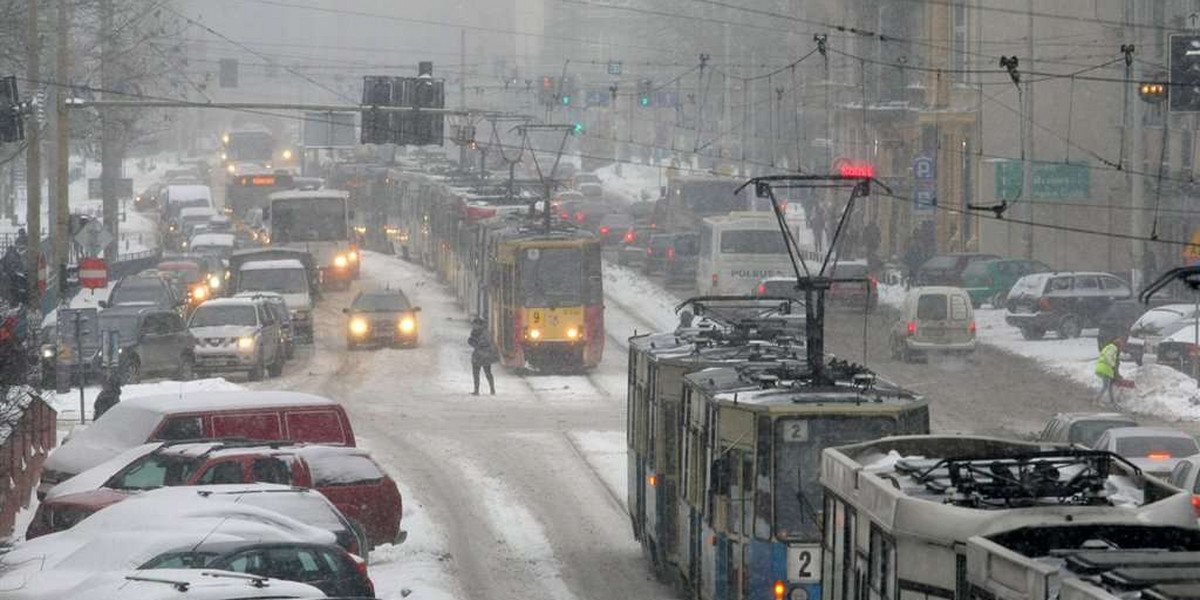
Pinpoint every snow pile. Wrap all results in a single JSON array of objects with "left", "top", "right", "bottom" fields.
[
  {"left": 602, "top": 262, "right": 682, "bottom": 332},
  {"left": 973, "top": 307, "right": 1098, "bottom": 388},
  {"left": 49, "top": 377, "right": 244, "bottom": 423},
  {"left": 593, "top": 162, "right": 665, "bottom": 204},
  {"left": 1114, "top": 364, "right": 1200, "bottom": 421}
]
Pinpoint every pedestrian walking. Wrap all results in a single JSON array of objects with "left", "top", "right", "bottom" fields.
[
  {"left": 468, "top": 317, "right": 497, "bottom": 395},
  {"left": 1094, "top": 338, "right": 1123, "bottom": 405}
]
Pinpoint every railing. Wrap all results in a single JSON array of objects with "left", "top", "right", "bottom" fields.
[{"left": 0, "top": 392, "right": 56, "bottom": 538}]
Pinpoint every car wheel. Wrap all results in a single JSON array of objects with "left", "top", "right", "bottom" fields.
[
  {"left": 990, "top": 291, "right": 1007, "bottom": 309},
  {"left": 1059, "top": 315, "right": 1082, "bottom": 339},
  {"left": 248, "top": 356, "right": 265, "bottom": 381},
  {"left": 120, "top": 357, "right": 141, "bottom": 385},
  {"left": 1020, "top": 327, "right": 1046, "bottom": 341},
  {"left": 176, "top": 355, "right": 195, "bottom": 381}
]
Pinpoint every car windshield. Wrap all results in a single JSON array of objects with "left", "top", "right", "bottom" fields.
[
  {"left": 239, "top": 268, "right": 308, "bottom": 294},
  {"left": 1115, "top": 436, "right": 1200, "bottom": 457},
  {"left": 108, "top": 454, "right": 201, "bottom": 490},
  {"left": 830, "top": 263, "right": 869, "bottom": 278},
  {"left": 353, "top": 293, "right": 410, "bottom": 312},
  {"left": 190, "top": 305, "right": 257, "bottom": 327},
  {"left": 1069, "top": 421, "right": 1135, "bottom": 447},
  {"left": 112, "top": 280, "right": 168, "bottom": 305},
  {"left": 521, "top": 247, "right": 582, "bottom": 307}
]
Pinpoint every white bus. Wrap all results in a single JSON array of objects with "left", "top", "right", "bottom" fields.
[
  {"left": 267, "top": 190, "right": 357, "bottom": 290},
  {"left": 820, "top": 436, "right": 1195, "bottom": 600},
  {"left": 697, "top": 212, "right": 819, "bottom": 295}
]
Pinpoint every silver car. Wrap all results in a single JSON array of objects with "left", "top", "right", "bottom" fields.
[
  {"left": 1093, "top": 426, "right": 1200, "bottom": 479},
  {"left": 188, "top": 297, "right": 284, "bottom": 381}
]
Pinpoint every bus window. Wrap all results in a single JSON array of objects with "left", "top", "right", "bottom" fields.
[
  {"left": 719, "top": 230, "right": 789, "bottom": 255},
  {"left": 774, "top": 417, "right": 896, "bottom": 541},
  {"left": 272, "top": 199, "right": 347, "bottom": 242},
  {"left": 521, "top": 247, "right": 583, "bottom": 306}
]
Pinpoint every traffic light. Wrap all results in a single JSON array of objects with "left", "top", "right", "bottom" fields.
[
  {"left": 0, "top": 76, "right": 23, "bottom": 144},
  {"left": 360, "top": 76, "right": 395, "bottom": 145},
  {"left": 637, "top": 79, "right": 653, "bottom": 107},
  {"left": 561, "top": 93, "right": 572, "bottom": 106},
  {"left": 573, "top": 122, "right": 584, "bottom": 135},
  {"left": 539, "top": 76, "right": 557, "bottom": 106},
  {"left": 1171, "top": 34, "right": 1200, "bottom": 112},
  {"left": 1139, "top": 82, "right": 1167, "bottom": 103}
]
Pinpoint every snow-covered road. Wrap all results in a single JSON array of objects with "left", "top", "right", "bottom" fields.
[{"left": 245, "top": 251, "right": 670, "bottom": 600}]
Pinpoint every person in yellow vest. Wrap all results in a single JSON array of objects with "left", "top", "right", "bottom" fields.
[{"left": 1095, "top": 338, "right": 1124, "bottom": 404}]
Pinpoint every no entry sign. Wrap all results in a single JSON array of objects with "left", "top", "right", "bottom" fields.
[{"left": 78, "top": 257, "right": 109, "bottom": 289}]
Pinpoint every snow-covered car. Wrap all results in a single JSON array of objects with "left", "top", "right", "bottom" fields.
[
  {"left": 235, "top": 291, "right": 295, "bottom": 359},
  {"left": 179, "top": 206, "right": 218, "bottom": 238},
  {"left": 39, "top": 441, "right": 404, "bottom": 548},
  {"left": 3, "top": 485, "right": 341, "bottom": 598},
  {"left": 1128, "top": 304, "right": 1200, "bottom": 365},
  {"left": 46, "top": 568, "right": 326, "bottom": 600},
  {"left": 1092, "top": 426, "right": 1200, "bottom": 479},
  {"left": 889, "top": 286, "right": 976, "bottom": 361},
  {"left": 37, "top": 391, "right": 356, "bottom": 498},
  {"left": 188, "top": 297, "right": 284, "bottom": 380},
  {"left": 188, "top": 232, "right": 237, "bottom": 260},
  {"left": 1156, "top": 322, "right": 1200, "bottom": 376},
  {"left": 140, "top": 540, "right": 373, "bottom": 597}
]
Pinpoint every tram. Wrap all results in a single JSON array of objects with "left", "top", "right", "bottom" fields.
[{"left": 820, "top": 436, "right": 1196, "bottom": 600}]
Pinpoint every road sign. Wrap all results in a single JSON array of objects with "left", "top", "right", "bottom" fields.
[
  {"left": 913, "top": 187, "right": 937, "bottom": 212},
  {"left": 75, "top": 221, "right": 113, "bottom": 257},
  {"left": 607, "top": 61, "right": 622, "bottom": 76},
  {"left": 995, "top": 160, "right": 1090, "bottom": 201},
  {"left": 913, "top": 156, "right": 936, "bottom": 181},
  {"left": 87, "top": 178, "right": 134, "bottom": 200},
  {"left": 78, "top": 257, "right": 108, "bottom": 289}
]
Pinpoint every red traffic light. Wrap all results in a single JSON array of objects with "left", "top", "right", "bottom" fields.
[{"left": 838, "top": 162, "right": 875, "bottom": 178}]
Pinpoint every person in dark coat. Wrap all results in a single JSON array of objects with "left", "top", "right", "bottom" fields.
[
  {"left": 93, "top": 374, "right": 122, "bottom": 419},
  {"left": 468, "top": 317, "right": 496, "bottom": 395}
]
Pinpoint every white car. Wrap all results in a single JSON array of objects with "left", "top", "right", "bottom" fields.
[
  {"left": 1126, "top": 304, "right": 1200, "bottom": 365},
  {"left": 188, "top": 297, "right": 284, "bottom": 380},
  {"left": 1093, "top": 426, "right": 1200, "bottom": 479},
  {"left": 236, "top": 259, "right": 314, "bottom": 342},
  {"left": 889, "top": 286, "right": 977, "bottom": 362},
  {"left": 188, "top": 232, "right": 237, "bottom": 259}
]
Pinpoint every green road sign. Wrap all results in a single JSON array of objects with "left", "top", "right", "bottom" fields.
[{"left": 995, "top": 160, "right": 1090, "bottom": 201}]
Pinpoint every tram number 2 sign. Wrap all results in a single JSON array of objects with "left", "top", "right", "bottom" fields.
[{"left": 788, "top": 546, "right": 821, "bottom": 583}]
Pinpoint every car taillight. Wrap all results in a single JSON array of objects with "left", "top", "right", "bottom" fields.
[
  {"left": 1191, "top": 495, "right": 1200, "bottom": 517},
  {"left": 624, "top": 230, "right": 635, "bottom": 243},
  {"left": 1038, "top": 297, "right": 1052, "bottom": 311},
  {"left": 969, "top": 321, "right": 976, "bottom": 334},
  {"left": 347, "top": 551, "right": 374, "bottom": 596},
  {"left": 907, "top": 321, "right": 917, "bottom": 336},
  {"left": 575, "top": 212, "right": 585, "bottom": 222},
  {"left": 600, "top": 226, "right": 610, "bottom": 235},
  {"left": 1149, "top": 452, "right": 1172, "bottom": 461},
  {"left": 560, "top": 212, "right": 569, "bottom": 219},
  {"left": 758, "top": 283, "right": 766, "bottom": 295},
  {"left": 712, "top": 273, "right": 719, "bottom": 286},
  {"left": 667, "top": 247, "right": 675, "bottom": 260}
]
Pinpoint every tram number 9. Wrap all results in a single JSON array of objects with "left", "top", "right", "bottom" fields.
[{"left": 788, "top": 546, "right": 821, "bottom": 583}]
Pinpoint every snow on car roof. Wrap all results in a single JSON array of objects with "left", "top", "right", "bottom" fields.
[
  {"left": 124, "top": 390, "right": 338, "bottom": 413},
  {"left": 45, "top": 443, "right": 164, "bottom": 500},
  {"left": 188, "top": 233, "right": 235, "bottom": 247},
  {"left": 1100, "top": 426, "right": 1195, "bottom": 439},
  {"left": 179, "top": 206, "right": 216, "bottom": 218},
  {"left": 239, "top": 259, "right": 305, "bottom": 271}
]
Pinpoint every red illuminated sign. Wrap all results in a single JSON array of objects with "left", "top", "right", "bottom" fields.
[
  {"left": 838, "top": 163, "right": 875, "bottom": 178},
  {"left": 250, "top": 176, "right": 277, "bottom": 186}
]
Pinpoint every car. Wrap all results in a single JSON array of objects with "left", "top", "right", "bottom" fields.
[
  {"left": 1092, "top": 426, "right": 1200, "bottom": 478},
  {"left": 207, "top": 213, "right": 234, "bottom": 233},
  {"left": 1155, "top": 322, "right": 1200, "bottom": 377},
  {"left": 42, "top": 441, "right": 405, "bottom": 549},
  {"left": 37, "top": 390, "right": 356, "bottom": 498},
  {"left": 188, "top": 297, "right": 284, "bottom": 380},
  {"left": 189, "top": 232, "right": 237, "bottom": 260},
  {"left": 156, "top": 259, "right": 212, "bottom": 307},
  {"left": 644, "top": 233, "right": 698, "bottom": 285},
  {"left": 344, "top": 289, "right": 421, "bottom": 349},
  {"left": 236, "top": 291, "right": 296, "bottom": 359},
  {"left": 235, "top": 259, "right": 315, "bottom": 343},
  {"left": 140, "top": 540, "right": 374, "bottom": 598},
  {"left": 1037, "top": 412, "right": 1139, "bottom": 447},
  {"left": 1167, "top": 455, "right": 1200, "bottom": 519},
  {"left": 960, "top": 258, "right": 1052, "bottom": 308},
  {"left": 4, "top": 484, "right": 342, "bottom": 598},
  {"left": 54, "top": 568, "right": 327, "bottom": 600},
  {"left": 615, "top": 224, "right": 656, "bottom": 267},
  {"left": 162, "top": 252, "right": 228, "bottom": 295},
  {"left": 596, "top": 212, "right": 635, "bottom": 245},
  {"left": 134, "top": 182, "right": 163, "bottom": 212},
  {"left": 104, "top": 272, "right": 184, "bottom": 313},
  {"left": 889, "top": 286, "right": 976, "bottom": 362},
  {"left": 579, "top": 182, "right": 603, "bottom": 200},
  {"left": 98, "top": 304, "right": 196, "bottom": 384},
  {"left": 915, "top": 252, "right": 1001, "bottom": 287},
  {"left": 574, "top": 172, "right": 602, "bottom": 187},
  {"left": 828, "top": 260, "right": 878, "bottom": 310},
  {"left": 1126, "top": 304, "right": 1200, "bottom": 365},
  {"left": 179, "top": 206, "right": 218, "bottom": 239},
  {"left": 1004, "top": 271, "right": 1132, "bottom": 340},
  {"left": 1095, "top": 297, "right": 1181, "bottom": 352}
]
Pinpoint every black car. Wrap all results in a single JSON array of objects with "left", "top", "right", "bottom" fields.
[
  {"left": 344, "top": 290, "right": 421, "bottom": 350},
  {"left": 916, "top": 252, "right": 1001, "bottom": 286},
  {"left": 53, "top": 305, "right": 195, "bottom": 384},
  {"left": 643, "top": 233, "right": 699, "bottom": 284},
  {"left": 139, "top": 540, "right": 374, "bottom": 598},
  {"left": 1004, "top": 271, "right": 1132, "bottom": 340},
  {"left": 104, "top": 273, "right": 184, "bottom": 314}
]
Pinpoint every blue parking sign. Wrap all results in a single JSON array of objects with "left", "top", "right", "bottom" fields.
[{"left": 914, "top": 187, "right": 937, "bottom": 212}]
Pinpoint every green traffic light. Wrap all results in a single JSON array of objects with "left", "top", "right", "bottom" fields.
[
  {"left": 561, "top": 95, "right": 572, "bottom": 106},
  {"left": 573, "top": 123, "right": 584, "bottom": 134},
  {"left": 640, "top": 96, "right": 650, "bottom": 107}
]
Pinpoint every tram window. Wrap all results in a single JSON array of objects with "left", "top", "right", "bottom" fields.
[
  {"left": 521, "top": 247, "right": 583, "bottom": 305},
  {"left": 869, "top": 525, "right": 896, "bottom": 600},
  {"left": 754, "top": 417, "right": 772, "bottom": 541}
]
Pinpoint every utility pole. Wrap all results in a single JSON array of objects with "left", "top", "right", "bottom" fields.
[
  {"left": 24, "top": 0, "right": 42, "bottom": 305},
  {"left": 53, "top": 0, "right": 70, "bottom": 299},
  {"left": 1126, "top": 0, "right": 1146, "bottom": 289},
  {"left": 100, "top": 0, "right": 119, "bottom": 262},
  {"left": 1021, "top": 0, "right": 1036, "bottom": 259}
]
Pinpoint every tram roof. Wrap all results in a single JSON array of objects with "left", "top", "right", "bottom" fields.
[
  {"left": 686, "top": 363, "right": 921, "bottom": 409},
  {"left": 630, "top": 333, "right": 804, "bottom": 366},
  {"left": 268, "top": 190, "right": 350, "bottom": 201}
]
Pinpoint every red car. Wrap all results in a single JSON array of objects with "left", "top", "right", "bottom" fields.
[{"left": 31, "top": 442, "right": 405, "bottom": 549}]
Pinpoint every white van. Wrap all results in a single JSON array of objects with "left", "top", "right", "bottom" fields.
[
  {"left": 889, "top": 286, "right": 976, "bottom": 361},
  {"left": 696, "top": 212, "right": 818, "bottom": 295},
  {"left": 236, "top": 258, "right": 314, "bottom": 342}
]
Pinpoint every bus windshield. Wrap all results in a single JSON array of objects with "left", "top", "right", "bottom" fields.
[
  {"left": 521, "top": 248, "right": 582, "bottom": 307},
  {"left": 228, "top": 132, "right": 273, "bottom": 162},
  {"left": 271, "top": 199, "right": 348, "bottom": 243},
  {"left": 774, "top": 417, "right": 897, "bottom": 541},
  {"left": 720, "top": 230, "right": 789, "bottom": 254},
  {"left": 676, "top": 181, "right": 742, "bottom": 214}
]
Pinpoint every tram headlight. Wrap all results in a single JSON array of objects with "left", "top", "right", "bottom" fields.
[
  {"left": 350, "top": 317, "right": 369, "bottom": 336},
  {"left": 398, "top": 317, "right": 415, "bottom": 334},
  {"left": 789, "top": 588, "right": 809, "bottom": 600},
  {"left": 334, "top": 255, "right": 349, "bottom": 268},
  {"left": 773, "top": 581, "right": 786, "bottom": 600},
  {"left": 527, "top": 328, "right": 541, "bottom": 340},
  {"left": 566, "top": 327, "right": 580, "bottom": 340}
]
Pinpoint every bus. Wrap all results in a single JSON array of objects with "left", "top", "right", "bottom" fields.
[
  {"left": 226, "top": 170, "right": 295, "bottom": 219},
  {"left": 221, "top": 129, "right": 298, "bottom": 174},
  {"left": 654, "top": 174, "right": 747, "bottom": 233},
  {"left": 267, "top": 190, "right": 357, "bottom": 289},
  {"left": 821, "top": 436, "right": 1196, "bottom": 600},
  {"left": 698, "top": 212, "right": 820, "bottom": 295}
]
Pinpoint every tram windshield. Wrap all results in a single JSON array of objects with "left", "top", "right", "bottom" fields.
[
  {"left": 774, "top": 417, "right": 897, "bottom": 541},
  {"left": 521, "top": 247, "right": 583, "bottom": 307}
]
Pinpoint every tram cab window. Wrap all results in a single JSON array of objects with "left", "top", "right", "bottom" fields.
[
  {"left": 521, "top": 247, "right": 583, "bottom": 306},
  {"left": 774, "top": 417, "right": 896, "bottom": 541}
]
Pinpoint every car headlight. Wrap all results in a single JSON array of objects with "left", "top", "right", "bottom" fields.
[
  {"left": 226, "top": 164, "right": 236, "bottom": 174},
  {"left": 528, "top": 328, "right": 541, "bottom": 340},
  {"left": 191, "top": 286, "right": 208, "bottom": 301},
  {"left": 334, "top": 255, "right": 349, "bottom": 268},
  {"left": 208, "top": 276, "right": 221, "bottom": 290},
  {"left": 350, "top": 318, "right": 369, "bottom": 336},
  {"left": 348, "top": 250, "right": 359, "bottom": 262},
  {"left": 566, "top": 327, "right": 580, "bottom": 340},
  {"left": 237, "top": 336, "right": 255, "bottom": 351},
  {"left": 399, "top": 317, "right": 415, "bottom": 333},
  {"left": 40, "top": 345, "right": 55, "bottom": 359},
  {"left": 282, "top": 149, "right": 293, "bottom": 160}
]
